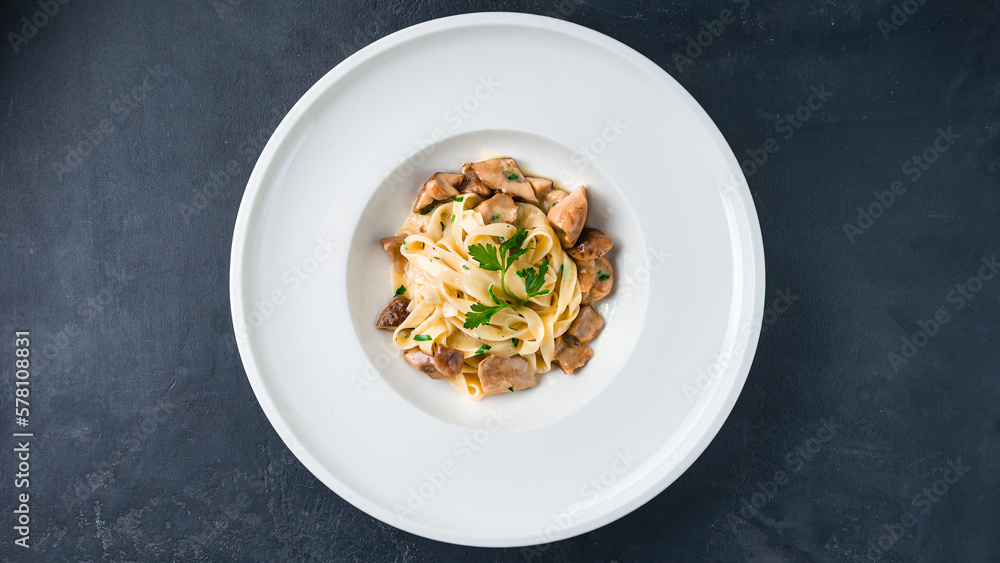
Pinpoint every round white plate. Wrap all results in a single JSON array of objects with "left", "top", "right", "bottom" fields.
[{"left": 230, "top": 12, "right": 764, "bottom": 547}]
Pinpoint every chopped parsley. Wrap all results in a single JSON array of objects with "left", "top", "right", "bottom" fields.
[
  {"left": 462, "top": 265, "right": 469, "bottom": 270},
  {"left": 451, "top": 214, "right": 456, "bottom": 223},
  {"left": 508, "top": 386, "right": 514, "bottom": 392},
  {"left": 394, "top": 285, "right": 406, "bottom": 296},
  {"left": 419, "top": 204, "right": 434, "bottom": 215},
  {"left": 507, "top": 173, "right": 519, "bottom": 180},
  {"left": 512, "top": 338, "right": 519, "bottom": 346},
  {"left": 455, "top": 196, "right": 464, "bottom": 202},
  {"left": 492, "top": 213, "right": 500, "bottom": 221},
  {"left": 413, "top": 334, "right": 432, "bottom": 342},
  {"left": 440, "top": 221, "right": 445, "bottom": 230},
  {"left": 597, "top": 271, "right": 610, "bottom": 281},
  {"left": 474, "top": 344, "right": 491, "bottom": 355},
  {"left": 462, "top": 229, "right": 551, "bottom": 329}
]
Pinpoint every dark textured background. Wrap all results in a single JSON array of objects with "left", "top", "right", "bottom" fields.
[{"left": 2, "top": 0, "right": 998, "bottom": 561}]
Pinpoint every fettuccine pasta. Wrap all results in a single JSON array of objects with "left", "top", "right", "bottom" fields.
[{"left": 376, "top": 158, "right": 614, "bottom": 399}]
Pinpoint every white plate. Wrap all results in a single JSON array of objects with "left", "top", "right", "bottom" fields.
[{"left": 230, "top": 12, "right": 764, "bottom": 547}]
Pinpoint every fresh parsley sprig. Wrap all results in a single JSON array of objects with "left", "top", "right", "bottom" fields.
[{"left": 463, "top": 228, "right": 551, "bottom": 329}]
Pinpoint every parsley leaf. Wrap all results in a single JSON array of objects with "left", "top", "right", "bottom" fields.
[
  {"left": 455, "top": 196, "right": 464, "bottom": 202},
  {"left": 508, "top": 386, "right": 514, "bottom": 392},
  {"left": 462, "top": 265, "right": 469, "bottom": 270},
  {"left": 597, "top": 271, "right": 610, "bottom": 281},
  {"left": 507, "top": 173, "right": 519, "bottom": 180},
  {"left": 517, "top": 258, "right": 550, "bottom": 298},
  {"left": 468, "top": 243, "right": 503, "bottom": 271},
  {"left": 512, "top": 338, "right": 519, "bottom": 346},
  {"left": 394, "top": 285, "right": 405, "bottom": 296},
  {"left": 474, "top": 344, "right": 491, "bottom": 354},
  {"left": 419, "top": 204, "right": 434, "bottom": 215},
  {"left": 464, "top": 302, "right": 502, "bottom": 329},
  {"left": 413, "top": 334, "right": 432, "bottom": 341},
  {"left": 463, "top": 228, "right": 549, "bottom": 328}
]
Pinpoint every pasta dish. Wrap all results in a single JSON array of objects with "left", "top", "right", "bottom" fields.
[{"left": 376, "top": 158, "right": 614, "bottom": 399}]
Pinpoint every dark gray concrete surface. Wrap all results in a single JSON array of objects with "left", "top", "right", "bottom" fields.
[{"left": 1, "top": 0, "right": 998, "bottom": 561}]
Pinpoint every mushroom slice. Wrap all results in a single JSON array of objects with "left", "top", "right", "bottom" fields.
[
  {"left": 460, "top": 162, "right": 493, "bottom": 198},
  {"left": 376, "top": 296, "right": 410, "bottom": 329},
  {"left": 433, "top": 345, "right": 464, "bottom": 378},
  {"left": 553, "top": 335, "right": 593, "bottom": 374},
  {"left": 526, "top": 176, "right": 553, "bottom": 201},
  {"left": 471, "top": 158, "right": 538, "bottom": 203},
  {"left": 567, "top": 227, "right": 614, "bottom": 260},
  {"left": 474, "top": 193, "right": 518, "bottom": 225},
  {"left": 380, "top": 235, "right": 406, "bottom": 273},
  {"left": 547, "top": 186, "right": 588, "bottom": 248},
  {"left": 581, "top": 256, "right": 613, "bottom": 304},
  {"left": 574, "top": 257, "right": 595, "bottom": 293},
  {"left": 477, "top": 354, "right": 537, "bottom": 395},
  {"left": 542, "top": 189, "right": 567, "bottom": 214},
  {"left": 404, "top": 348, "right": 445, "bottom": 379},
  {"left": 412, "top": 172, "right": 463, "bottom": 213},
  {"left": 567, "top": 305, "right": 604, "bottom": 344}
]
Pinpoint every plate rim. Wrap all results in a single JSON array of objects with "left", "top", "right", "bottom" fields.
[{"left": 230, "top": 11, "right": 765, "bottom": 547}]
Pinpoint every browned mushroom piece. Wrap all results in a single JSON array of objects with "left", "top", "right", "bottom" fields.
[
  {"left": 404, "top": 348, "right": 445, "bottom": 379},
  {"left": 553, "top": 335, "right": 593, "bottom": 374},
  {"left": 376, "top": 296, "right": 410, "bottom": 329},
  {"left": 433, "top": 345, "right": 464, "bottom": 378},
  {"left": 471, "top": 158, "right": 538, "bottom": 203},
  {"left": 380, "top": 235, "right": 407, "bottom": 273},
  {"left": 546, "top": 186, "right": 588, "bottom": 248},
  {"left": 412, "top": 172, "right": 464, "bottom": 213},
  {"left": 567, "top": 227, "right": 614, "bottom": 261},
  {"left": 460, "top": 162, "right": 493, "bottom": 198},
  {"left": 581, "top": 256, "right": 613, "bottom": 304},
  {"left": 567, "top": 305, "right": 604, "bottom": 344},
  {"left": 574, "top": 257, "right": 595, "bottom": 293},
  {"left": 478, "top": 354, "right": 537, "bottom": 395},
  {"left": 542, "top": 189, "right": 567, "bottom": 214},
  {"left": 474, "top": 193, "right": 518, "bottom": 225},
  {"left": 527, "top": 176, "right": 553, "bottom": 201}
]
